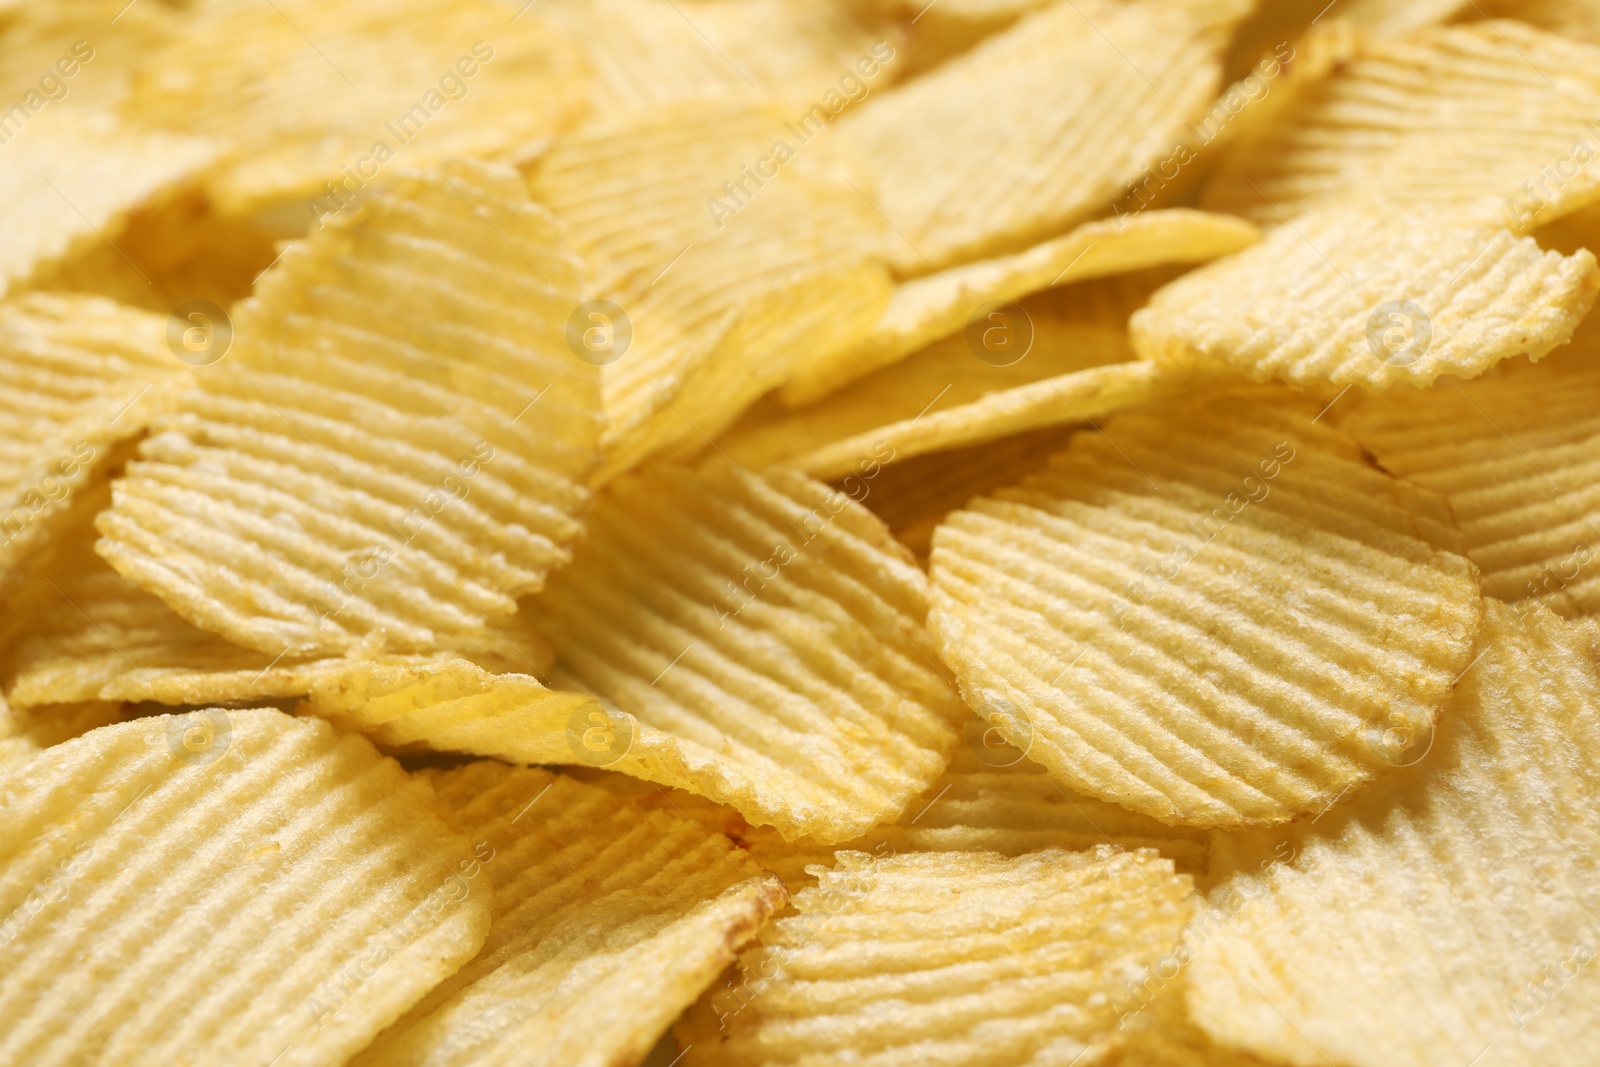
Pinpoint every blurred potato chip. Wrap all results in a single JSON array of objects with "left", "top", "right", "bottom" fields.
[
  {"left": 1186, "top": 600, "right": 1600, "bottom": 1067},
  {"left": 828, "top": 0, "right": 1226, "bottom": 272},
  {"left": 781, "top": 209, "right": 1260, "bottom": 405},
  {"left": 123, "top": 0, "right": 585, "bottom": 215},
  {"left": 0, "top": 699, "right": 123, "bottom": 772},
  {"left": 0, "top": 0, "right": 181, "bottom": 110},
  {"left": 1477, "top": 0, "right": 1600, "bottom": 46},
  {"left": 95, "top": 160, "right": 603, "bottom": 658},
  {"left": 0, "top": 293, "right": 182, "bottom": 604},
  {"left": 1204, "top": 21, "right": 1600, "bottom": 226},
  {"left": 1344, "top": 348, "right": 1600, "bottom": 620},
  {"left": 1098, "top": 972, "right": 1282, "bottom": 1067},
  {"left": 928, "top": 387, "right": 1483, "bottom": 828},
  {"left": 676, "top": 846, "right": 1195, "bottom": 1066},
  {"left": 1131, "top": 206, "right": 1600, "bottom": 390},
  {"left": 0, "top": 108, "right": 212, "bottom": 298},
  {"left": 0, "top": 708, "right": 490, "bottom": 1067},
  {"left": 352, "top": 759, "right": 787, "bottom": 1067}
]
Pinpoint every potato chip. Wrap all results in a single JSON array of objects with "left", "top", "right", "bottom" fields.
[
  {"left": 1131, "top": 206, "right": 1600, "bottom": 390},
  {"left": 0, "top": 108, "right": 212, "bottom": 298},
  {"left": 928, "top": 387, "right": 1483, "bottom": 828},
  {"left": 0, "top": 699, "right": 123, "bottom": 771},
  {"left": 123, "top": 0, "right": 585, "bottom": 215},
  {"left": 351, "top": 759, "right": 787, "bottom": 1067},
  {"left": 780, "top": 210, "right": 1259, "bottom": 405},
  {"left": 0, "top": 293, "right": 182, "bottom": 604},
  {"left": 1477, "top": 0, "right": 1600, "bottom": 46},
  {"left": 0, "top": 707, "right": 490, "bottom": 1067},
  {"left": 1204, "top": 21, "right": 1600, "bottom": 227},
  {"left": 1185, "top": 600, "right": 1600, "bottom": 1067},
  {"left": 95, "top": 160, "right": 602, "bottom": 658},
  {"left": 675, "top": 846, "right": 1195, "bottom": 1066},
  {"left": 827, "top": 0, "right": 1226, "bottom": 273},
  {"left": 310, "top": 464, "right": 967, "bottom": 844},
  {"left": 1099, "top": 973, "right": 1281, "bottom": 1067},
  {"left": 0, "top": 0, "right": 181, "bottom": 111},
  {"left": 1344, "top": 349, "right": 1600, "bottom": 620}
]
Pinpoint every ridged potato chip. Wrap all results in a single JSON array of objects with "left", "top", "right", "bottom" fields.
[
  {"left": 95, "top": 160, "right": 602, "bottom": 658},
  {"left": 1345, "top": 349, "right": 1600, "bottom": 620},
  {"left": 1204, "top": 21, "right": 1600, "bottom": 226},
  {"left": 676, "top": 846, "right": 1195, "bottom": 1066},
  {"left": 0, "top": 698, "right": 123, "bottom": 770},
  {"left": 123, "top": 0, "right": 585, "bottom": 214},
  {"left": 1131, "top": 206, "right": 1600, "bottom": 390},
  {"left": 0, "top": 708, "right": 490, "bottom": 1067},
  {"left": 1186, "top": 600, "right": 1600, "bottom": 1067},
  {"left": 928, "top": 388, "right": 1483, "bottom": 828},
  {"left": 353, "top": 760, "right": 787, "bottom": 1067},
  {"left": 781, "top": 209, "right": 1260, "bottom": 405}
]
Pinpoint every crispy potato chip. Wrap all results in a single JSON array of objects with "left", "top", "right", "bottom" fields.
[
  {"left": 1186, "top": 600, "right": 1600, "bottom": 1067},
  {"left": 352, "top": 759, "right": 787, "bottom": 1067},
  {"left": 123, "top": 0, "right": 585, "bottom": 215},
  {"left": 311, "top": 464, "right": 967, "bottom": 844},
  {"left": 0, "top": 108, "right": 212, "bottom": 298},
  {"left": 676, "top": 847, "right": 1195, "bottom": 1066},
  {"left": 780, "top": 209, "right": 1259, "bottom": 405},
  {"left": 1477, "top": 0, "right": 1600, "bottom": 46},
  {"left": 0, "top": 708, "right": 489, "bottom": 1067},
  {"left": 95, "top": 160, "right": 602, "bottom": 658},
  {"left": 827, "top": 0, "right": 1226, "bottom": 272},
  {"left": 0, "top": 293, "right": 182, "bottom": 603},
  {"left": 1344, "top": 349, "right": 1600, "bottom": 620},
  {"left": 1099, "top": 972, "right": 1282, "bottom": 1067},
  {"left": 1131, "top": 206, "right": 1600, "bottom": 390},
  {"left": 1204, "top": 21, "right": 1600, "bottom": 227},
  {"left": 928, "top": 388, "right": 1484, "bottom": 828},
  {"left": 0, "top": 699, "right": 124, "bottom": 771}
]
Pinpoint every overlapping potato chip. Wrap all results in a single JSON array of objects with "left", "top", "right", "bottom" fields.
[
  {"left": 928, "top": 388, "right": 1484, "bottom": 828},
  {"left": 0, "top": 293, "right": 181, "bottom": 604},
  {"left": 0, "top": 698, "right": 123, "bottom": 771},
  {"left": 1204, "top": 21, "right": 1600, "bottom": 227},
  {"left": 781, "top": 209, "right": 1260, "bottom": 404},
  {"left": 1131, "top": 206, "right": 1600, "bottom": 390},
  {"left": 0, "top": 708, "right": 489, "bottom": 1067},
  {"left": 311, "top": 464, "right": 967, "bottom": 844},
  {"left": 123, "top": 0, "right": 585, "bottom": 215},
  {"left": 1186, "top": 600, "right": 1600, "bottom": 1067},
  {"left": 95, "top": 160, "right": 602, "bottom": 658},
  {"left": 676, "top": 847, "right": 1195, "bottom": 1066},
  {"left": 827, "top": 0, "right": 1226, "bottom": 272},
  {"left": 0, "top": 107, "right": 211, "bottom": 298},
  {"left": 353, "top": 759, "right": 787, "bottom": 1067}
]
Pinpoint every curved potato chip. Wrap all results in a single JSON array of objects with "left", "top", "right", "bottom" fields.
[
  {"left": 1131, "top": 206, "right": 1600, "bottom": 390},
  {"left": 1186, "top": 600, "right": 1600, "bottom": 1067},
  {"left": 1344, "top": 349, "right": 1600, "bottom": 620},
  {"left": 928, "top": 388, "right": 1483, "bottom": 828},
  {"left": 0, "top": 699, "right": 124, "bottom": 772},
  {"left": 124, "top": 0, "right": 585, "bottom": 214},
  {"left": 780, "top": 209, "right": 1260, "bottom": 405},
  {"left": 828, "top": 0, "right": 1225, "bottom": 272},
  {"left": 95, "top": 160, "right": 603, "bottom": 658},
  {"left": 676, "top": 847, "right": 1195, "bottom": 1066},
  {"left": 353, "top": 760, "right": 787, "bottom": 1067},
  {"left": 1204, "top": 21, "right": 1600, "bottom": 227},
  {"left": 1100, "top": 973, "right": 1282, "bottom": 1067},
  {"left": 0, "top": 708, "right": 489, "bottom": 1067},
  {"left": 1477, "top": 0, "right": 1600, "bottom": 45}
]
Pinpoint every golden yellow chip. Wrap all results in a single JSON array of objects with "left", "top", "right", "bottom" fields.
[
  {"left": 309, "top": 464, "right": 967, "bottom": 844},
  {"left": 0, "top": 1, "right": 181, "bottom": 110},
  {"left": 1204, "top": 21, "right": 1600, "bottom": 226},
  {"left": 781, "top": 209, "right": 1260, "bottom": 405},
  {"left": 1131, "top": 206, "right": 1600, "bottom": 390},
  {"left": 827, "top": 0, "right": 1226, "bottom": 272},
  {"left": 928, "top": 387, "right": 1483, "bottom": 828},
  {"left": 0, "top": 698, "right": 124, "bottom": 771},
  {"left": 1186, "top": 600, "right": 1600, "bottom": 1067},
  {"left": 1477, "top": 0, "right": 1600, "bottom": 45},
  {"left": 122, "top": 0, "right": 585, "bottom": 215},
  {"left": 0, "top": 708, "right": 490, "bottom": 1067},
  {"left": 1099, "top": 972, "right": 1283, "bottom": 1067},
  {"left": 676, "top": 846, "right": 1195, "bottom": 1066},
  {"left": 95, "top": 160, "right": 603, "bottom": 658},
  {"left": 352, "top": 760, "right": 787, "bottom": 1067}
]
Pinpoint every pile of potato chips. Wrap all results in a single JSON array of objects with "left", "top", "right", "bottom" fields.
[{"left": 5, "top": 0, "right": 1600, "bottom": 1064}]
